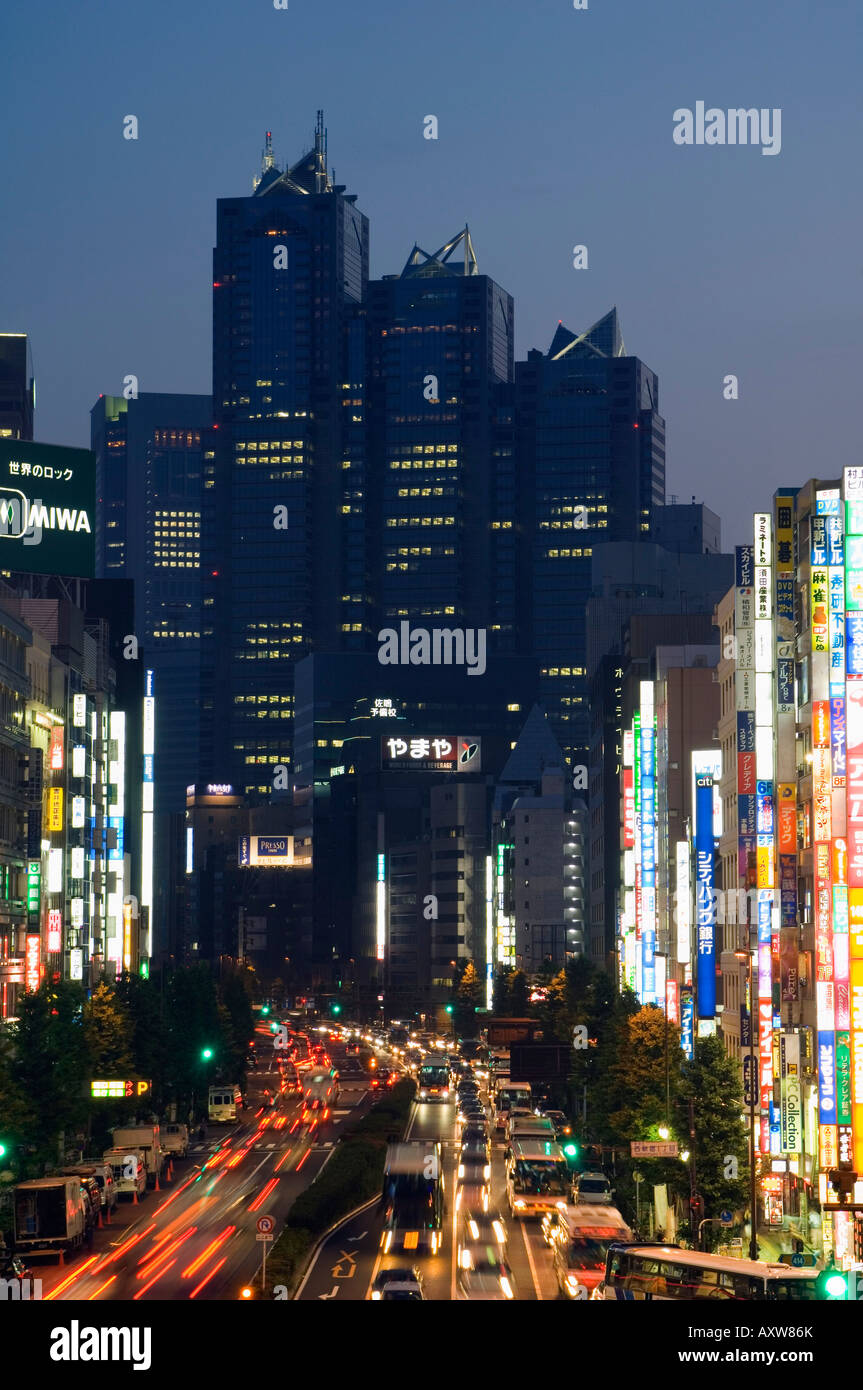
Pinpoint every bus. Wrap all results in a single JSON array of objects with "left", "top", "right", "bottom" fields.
[
  {"left": 417, "top": 1061, "right": 451, "bottom": 1102},
  {"left": 595, "top": 1244, "right": 820, "bottom": 1301},
  {"left": 208, "top": 1085, "right": 242, "bottom": 1124},
  {"left": 381, "top": 1142, "right": 445, "bottom": 1255},
  {"left": 495, "top": 1081, "right": 532, "bottom": 1130},
  {"left": 505, "top": 1138, "right": 571, "bottom": 1218}
]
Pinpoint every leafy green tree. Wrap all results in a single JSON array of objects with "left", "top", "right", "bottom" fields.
[
  {"left": 493, "top": 967, "right": 514, "bottom": 1015},
  {"left": 598, "top": 1005, "right": 679, "bottom": 1144},
  {"left": 165, "top": 963, "right": 224, "bottom": 1119},
  {"left": 218, "top": 965, "right": 255, "bottom": 1084},
  {"left": 454, "top": 962, "right": 483, "bottom": 1038},
  {"left": 113, "top": 971, "right": 168, "bottom": 1111},
  {"left": 673, "top": 1035, "right": 749, "bottom": 1249},
  {"left": 4, "top": 981, "right": 90, "bottom": 1174},
  {"left": 83, "top": 983, "right": 134, "bottom": 1075},
  {"left": 509, "top": 970, "right": 530, "bottom": 1015}
]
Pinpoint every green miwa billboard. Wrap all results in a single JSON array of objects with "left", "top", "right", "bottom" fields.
[{"left": 0, "top": 439, "right": 95, "bottom": 578}]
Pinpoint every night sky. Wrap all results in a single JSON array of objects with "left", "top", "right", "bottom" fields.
[{"left": 2, "top": 0, "right": 860, "bottom": 546}]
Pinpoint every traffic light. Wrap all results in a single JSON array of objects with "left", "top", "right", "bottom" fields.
[
  {"left": 562, "top": 1142, "right": 578, "bottom": 1160},
  {"left": 444, "top": 1004, "right": 454, "bottom": 1015},
  {"left": 331, "top": 1002, "right": 342, "bottom": 1015},
  {"left": 817, "top": 1267, "right": 849, "bottom": 1300},
  {"left": 270, "top": 1021, "right": 279, "bottom": 1033},
  {"left": 261, "top": 1005, "right": 270, "bottom": 1016},
  {"left": 201, "top": 1047, "right": 214, "bottom": 1061},
  {"left": 0, "top": 1141, "right": 7, "bottom": 1160}
]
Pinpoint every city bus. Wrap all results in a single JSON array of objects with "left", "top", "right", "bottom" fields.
[
  {"left": 417, "top": 1061, "right": 451, "bottom": 1102},
  {"left": 594, "top": 1244, "right": 820, "bottom": 1301},
  {"left": 381, "top": 1142, "right": 445, "bottom": 1255},
  {"left": 495, "top": 1081, "right": 532, "bottom": 1131},
  {"left": 505, "top": 1138, "right": 571, "bottom": 1218}
]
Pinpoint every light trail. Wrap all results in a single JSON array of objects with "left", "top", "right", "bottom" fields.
[{"left": 134, "top": 1257, "right": 177, "bottom": 1300}]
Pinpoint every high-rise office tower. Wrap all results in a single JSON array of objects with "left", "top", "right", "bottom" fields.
[
  {"left": 203, "top": 116, "right": 369, "bottom": 794},
  {"left": 91, "top": 392, "right": 211, "bottom": 954},
  {"left": 0, "top": 333, "right": 34, "bottom": 440},
  {"left": 367, "top": 228, "right": 515, "bottom": 636},
  {"left": 516, "top": 308, "right": 666, "bottom": 766}
]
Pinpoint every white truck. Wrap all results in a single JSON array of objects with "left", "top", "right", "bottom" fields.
[
  {"left": 160, "top": 1123, "right": 189, "bottom": 1159},
  {"left": 13, "top": 1178, "right": 87, "bottom": 1255},
  {"left": 110, "top": 1125, "right": 163, "bottom": 1186},
  {"left": 102, "top": 1147, "right": 147, "bottom": 1199}
]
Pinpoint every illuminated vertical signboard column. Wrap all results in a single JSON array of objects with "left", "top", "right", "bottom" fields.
[
  {"left": 843, "top": 466, "right": 863, "bottom": 1183},
  {"left": 621, "top": 729, "right": 636, "bottom": 992},
  {"left": 495, "top": 843, "right": 514, "bottom": 968},
  {"left": 109, "top": 710, "right": 126, "bottom": 973},
  {"left": 485, "top": 855, "right": 493, "bottom": 1011},
  {"left": 820, "top": 488, "right": 853, "bottom": 1202},
  {"left": 376, "top": 852, "right": 386, "bottom": 962},
  {"left": 676, "top": 840, "right": 691, "bottom": 969},
  {"left": 736, "top": 543, "right": 757, "bottom": 885},
  {"left": 812, "top": 494, "right": 837, "bottom": 1181},
  {"left": 639, "top": 684, "right": 656, "bottom": 1005},
  {"left": 775, "top": 491, "right": 799, "bottom": 1162},
  {"left": 754, "top": 512, "right": 776, "bottom": 1153},
  {"left": 633, "top": 713, "right": 642, "bottom": 1000},
  {"left": 141, "top": 670, "right": 155, "bottom": 961},
  {"left": 693, "top": 752, "right": 717, "bottom": 1023}
]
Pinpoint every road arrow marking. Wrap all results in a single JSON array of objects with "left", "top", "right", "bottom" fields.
[
  {"left": 346, "top": 1231, "right": 367, "bottom": 1242},
  {"left": 319, "top": 1287, "right": 339, "bottom": 1300}
]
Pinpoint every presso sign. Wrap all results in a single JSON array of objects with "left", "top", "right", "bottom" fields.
[
  {"left": 0, "top": 441, "right": 95, "bottom": 577},
  {"left": 238, "top": 835, "right": 294, "bottom": 867}
]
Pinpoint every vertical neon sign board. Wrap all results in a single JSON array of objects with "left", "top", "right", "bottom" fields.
[
  {"left": 695, "top": 769, "right": 716, "bottom": 1018},
  {"left": 639, "top": 684, "right": 656, "bottom": 1005}
]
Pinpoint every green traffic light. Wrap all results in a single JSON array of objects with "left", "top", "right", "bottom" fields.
[
  {"left": 445, "top": 1004, "right": 453, "bottom": 1014},
  {"left": 563, "top": 1142, "right": 578, "bottom": 1158},
  {"left": 270, "top": 1021, "right": 278, "bottom": 1033},
  {"left": 824, "top": 1272, "right": 847, "bottom": 1300},
  {"left": 0, "top": 1142, "right": 7, "bottom": 1159},
  {"left": 201, "top": 1047, "right": 214, "bottom": 1061},
  {"left": 332, "top": 1003, "right": 341, "bottom": 1014},
  {"left": 261, "top": 1005, "right": 270, "bottom": 1015}
]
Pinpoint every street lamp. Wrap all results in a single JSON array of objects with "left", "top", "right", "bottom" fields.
[
  {"left": 658, "top": 1125, "right": 670, "bottom": 1141},
  {"left": 735, "top": 945, "right": 759, "bottom": 1262}
]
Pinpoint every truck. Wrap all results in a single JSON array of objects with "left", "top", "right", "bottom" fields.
[
  {"left": 160, "top": 1123, "right": 189, "bottom": 1159},
  {"left": 102, "top": 1148, "right": 147, "bottom": 1200},
  {"left": 58, "top": 1162, "right": 117, "bottom": 1216},
  {"left": 380, "top": 1142, "right": 445, "bottom": 1256},
  {"left": 13, "top": 1179, "right": 87, "bottom": 1255},
  {"left": 110, "top": 1125, "right": 163, "bottom": 1186}
]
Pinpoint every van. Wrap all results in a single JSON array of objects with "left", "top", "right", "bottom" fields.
[
  {"left": 208, "top": 1085, "right": 243, "bottom": 1123},
  {"left": 58, "top": 1163, "right": 117, "bottom": 1215},
  {"left": 161, "top": 1123, "right": 189, "bottom": 1158}
]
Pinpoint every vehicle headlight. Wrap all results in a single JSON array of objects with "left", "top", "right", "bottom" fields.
[
  {"left": 514, "top": 1200, "right": 525, "bottom": 1210},
  {"left": 566, "top": 1276, "right": 579, "bottom": 1296},
  {"left": 500, "top": 1277, "right": 514, "bottom": 1300},
  {"left": 371, "top": 1291, "right": 382, "bottom": 1301}
]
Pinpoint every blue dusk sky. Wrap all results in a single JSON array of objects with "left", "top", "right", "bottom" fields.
[{"left": 1, "top": 0, "right": 860, "bottom": 546}]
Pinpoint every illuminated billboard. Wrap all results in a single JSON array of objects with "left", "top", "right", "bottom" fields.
[
  {"left": 381, "top": 735, "right": 481, "bottom": 773},
  {"left": 0, "top": 439, "right": 95, "bottom": 577},
  {"left": 238, "top": 835, "right": 295, "bottom": 867}
]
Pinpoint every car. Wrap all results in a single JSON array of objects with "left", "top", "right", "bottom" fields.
[
  {"left": 458, "top": 1212, "right": 507, "bottom": 1269},
  {"left": 457, "top": 1257, "right": 515, "bottom": 1300},
  {"left": 458, "top": 1155, "right": 491, "bottom": 1183},
  {"left": 370, "top": 1266, "right": 425, "bottom": 1301},
  {"left": 574, "top": 1171, "right": 614, "bottom": 1205},
  {"left": 455, "top": 1181, "right": 490, "bottom": 1214},
  {"left": 457, "top": 1079, "right": 480, "bottom": 1094},
  {"left": 459, "top": 1136, "right": 491, "bottom": 1163},
  {"left": 459, "top": 1122, "right": 490, "bottom": 1148},
  {"left": 539, "top": 1109, "right": 572, "bottom": 1139}
]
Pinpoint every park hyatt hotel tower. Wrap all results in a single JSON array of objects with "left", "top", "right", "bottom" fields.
[{"left": 202, "top": 117, "right": 370, "bottom": 795}]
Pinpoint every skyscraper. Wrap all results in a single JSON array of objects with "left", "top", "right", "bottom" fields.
[
  {"left": 367, "top": 228, "right": 514, "bottom": 636},
  {"left": 203, "top": 115, "right": 369, "bottom": 795},
  {"left": 0, "top": 333, "right": 34, "bottom": 440},
  {"left": 516, "top": 308, "right": 666, "bottom": 767}
]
